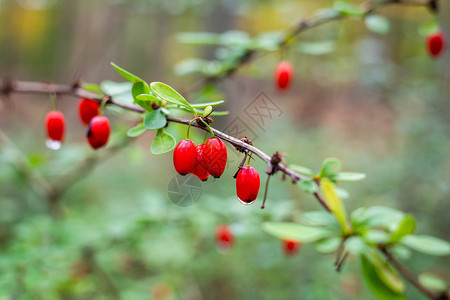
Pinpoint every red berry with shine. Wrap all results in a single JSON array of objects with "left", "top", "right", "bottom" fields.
[
  {"left": 45, "top": 110, "right": 65, "bottom": 142},
  {"left": 173, "top": 139, "right": 197, "bottom": 175},
  {"left": 78, "top": 98, "right": 99, "bottom": 125},
  {"left": 192, "top": 144, "right": 210, "bottom": 181},
  {"left": 426, "top": 31, "right": 446, "bottom": 58},
  {"left": 275, "top": 61, "right": 294, "bottom": 90},
  {"left": 87, "top": 116, "right": 110, "bottom": 149},
  {"left": 215, "top": 224, "right": 234, "bottom": 251},
  {"left": 282, "top": 239, "right": 301, "bottom": 257},
  {"left": 204, "top": 137, "right": 227, "bottom": 178},
  {"left": 236, "top": 166, "right": 260, "bottom": 204}
]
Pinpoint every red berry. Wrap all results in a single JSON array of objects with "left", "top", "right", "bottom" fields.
[
  {"left": 192, "top": 144, "right": 210, "bottom": 181},
  {"left": 275, "top": 61, "right": 294, "bottom": 90},
  {"left": 78, "top": 98, "right": 99, "bottom": 125},
  {"left": 236, "top": 166, "right": 260, "bottom": 204},
  {"left": 204, "top": 137, "right": 227, "bottom": 178},
  {"left": 173, "top": 139, "right": 197, "bottom": 175},
  {"left": 45, "top": 110, "right": 65, "bottom": 142},
  {"left": 87, "top": 116, "right": 110, "bottom": 149},
  {"left": 426, "top": 31, "right": 446, "bottom": 58},
  {"left": 282, "top": 239, "right": 301, "bottom": 257},
  {"left": 215, "top": 224, "right": 234, "bottom": 251}
]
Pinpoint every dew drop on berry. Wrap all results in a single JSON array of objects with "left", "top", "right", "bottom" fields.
[
  {"left": 46, "top": 139, "right": 62, "bottom": 150},
  {"left": 238, "top": 198, "right": 256, "bottom": 206}
]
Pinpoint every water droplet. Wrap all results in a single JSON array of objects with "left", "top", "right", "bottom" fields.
[
  {"left": 238, "top": 198, "right": 255, "bottom": 206},
  {"left": 46, "top": 139, "right": 62, "bottom": 150}
]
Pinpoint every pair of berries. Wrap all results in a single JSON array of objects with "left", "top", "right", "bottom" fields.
[
  {"left": 215, "top": 224, "right": 234, "bottom": 251},
  {"left": 282, "top": 239, "right": 301, "bottom": 257},
  {"left": 426, "top": 31, "right": 446, "bottom": 58},
  {"left": 275, "top": 61, "right": 294, "bottom": 91},
  {"left": 173, "top": 137, "right": 227, "bottom": 181},
  {"left": 79, "top": 98, "right": 110, "bottom": 149},
  {"left": 236, "top": 166, "right": 260, "bottom": 205}
]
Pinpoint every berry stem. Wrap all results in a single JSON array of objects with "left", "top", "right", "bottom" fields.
[
  {"left": 186, "top": 118, "right": 197, "bottom": 140},
  {"left": 99, "top": 96, "right": 109, "bottom": 116},
  {"left": 198, "top": 118, "right": 215, "bottom": 138},
  {"left": 50, "top": 93, "right": 58, "bottom": 110},
  {"left": 261, "top": 174, "right": 271, "bottom": 209},
  {"left": 246, "top": 153, "right": 253, "bottom": 166}
]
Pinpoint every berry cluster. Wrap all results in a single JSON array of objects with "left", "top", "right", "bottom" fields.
[{"left": 44, "top": 98, "right": 110, "bottom": 150}]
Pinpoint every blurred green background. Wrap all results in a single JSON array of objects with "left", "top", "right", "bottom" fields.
[{"left": 0, "top": 0, "right": 449, "bottom": 299}]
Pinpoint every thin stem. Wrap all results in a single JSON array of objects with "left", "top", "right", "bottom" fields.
[
  {"left": 99, "top": 96, "right": 109, "bottom": 116},
  {"left": 187, "top": 118, "right": 197, "bottom": 140},
  {"left": 261, "top": 175, "right": 271, "bottom": 209},
  {"left": 246, "top": 153, "right": 253, "bottom": 166},
  {"left": 198, "top": 118, "right": 215, "bottom": 138}
]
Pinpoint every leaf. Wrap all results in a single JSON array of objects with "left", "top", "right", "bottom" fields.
[
  {"left": 203, "top": 106, "right": 212, "bottom": 117},
  {"left": 127, "top": 124, "right": 146, "bottom": 137},
  {"left": 299, "top": 180, "right": 319, "bottom": 194},
  {"left": 345, "top": 236, "right": 366, "bottom": 255},
  {"left": 315, "top": 237, "right": 341, "bottom": 253},
  {"left": 289, "top": 164, "right": 314, "bottom": 176},
  {"left": 136, "top": 94, "right": 161, "bottom": 102},
  {"left": 151, "top": 129, "right": 176, "bottom": 155},
  {"left": 365, "top": 14, "right": 390, "bottom": 35},
  {"left": 401, "top": 235, "right": 450, "bottom": 256},
  {"left": 333, "top": 1, "right": 365, "bottom": 17},
  {"left": 360, "top": 254, "right": 406, "bottom": 300},
  {"left": 177, "top": 32, "right": 221, "bottom": 46},
  {"left": 320, "top": 178, "right": 349, "bottom": 233},
  {"left": 82, "top": 83, "right": 103, "bottom": 95},
  {"left": 351, "top": 206, "right": 404, "bottom": 229},
  {"left": 100, "top": 80, "right": 133, "bottom": 96},
  {"left": 132, "top": 82, "right": 153, "bottom": 111},
  {"left": 390, "top": 215, "right": 415, "bottom": 243},
  {"left": 418, "top": 273, "right": 448, "bottom": 292},
  {"left": 418, "top": 20, "right": 439, "bottom": 37},
  {"left": 111, "top": 62, "right": 143, "bottom": 83},
  {"left": 370, "top": 251, "right": 406, "bottom": 295},
  {"left": 262, "top": 222, "right": 334, "bottom": 243},
  {"left": 295, "top": 41, "right": 336, "bottom": 56},
  {"left": 335, "top": 172, "right": 366, "bottom": 182},
  {"left": 144, "top": 109, "right": 167, "bottom": 130},
  {"left": 318, "top": 158, "right": 341, "bottom": 180},
  {"left": 191, "top": 100, "right": 225, "bottom": 108},
  {"left": 303, "top": 211, "right": 339, "bottom": 229},
  {"left": 363, "top": 230, "right": 390, "bottom": 245},
  {"left": 150, "top": 82, "right": 195, "bottom": 113},
  {"left": 169, "top": 105, "right": 229, "bottom": 116}
]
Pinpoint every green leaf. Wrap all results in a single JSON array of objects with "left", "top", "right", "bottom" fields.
[
  {"left": 315, "top": 237, "right": 341, "bottom": 253},
  {"left": 169, "top": 105, "right": 229, "bottom": 116},
  {"left": 177, "top": 32, "right": 221, "bottom": 46},
  {"left": 82, "top": 83, "right": 103, "bottom": 95},
  {"left": 320, "top": 178, "right": 349, "bottom": 233},
  {"left": 289, "top": 164, "right": 314, "bottom": 176},
  {"left": 318, "top": 158, "right": 341, "bottom": 180},
  {"left": 303, "top": 211, "right": 339, "bottom": 229},
  {"left": 351, "top": 206, "right": 404, "bottom": 229},
  {"left": 298, "top": 180, "right": 319, "bottom": 194},
  {"left": 127, "top": 124, "right": 146, "bottom": 137},
  {"left": 365, "top": 14, "right": 390, "bottom": 35},
  {"left": 360, "top": 254, "right": 406, "bottom": 300},
  {"left": 333, "top": 1, "right": 365, "bottom": 17},
  {"left": 151, "top": 129, "right": 176, "bottom": 155},
  {"left": 144, "top": 109, "right": 167, "bottom": 130},
  {"left": 335, "top": 172, "right": 366, "bottom": 181},
  {"left": 111, "top": 62, "right": 143, "bottom": 83},
  {"left": 418, "top": 20, "right": 439, "bottom": 37},
  {"left": 132, "top": 82, "right": 153, "bottom": 111},
  {"left": 401, "top": 235, "right": 450, "bottom": 256},
  {"left": 363, "top": 230, "right": 390, "bottom": 245},
  {"left": 262, "top": 222, "right": 334, "bottom": 243},
  {"left": 150, "top": 82, "right": 195, "bottom": 113},
  {"left": 418, "top": 273, "right": 448, "bottom": 292},
  {"left": 390, "top": 215, "right": 415, "bottom": 243},
  {"left": 295, "top": 41, "right": 336, "bottom": 56},
  {"left": 136, "top": 94, "right": 161, "bottom": 102},
  {"left": 100, "top": 80, "right": 132, "bottom": 96},
  {"left": 370, "top": 251, "right": 406, "bottom": 295},
  {"left": 191, "top": 100, "right": 225, "bottom": 108},
  {"left": 203, "top": 106, "right": 213, "bottom": 117},
  {"left": 345, "top": 236, "right": 366, "bottom": 255}
]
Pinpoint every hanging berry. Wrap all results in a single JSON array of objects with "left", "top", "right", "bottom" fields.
[
  {"left": 426, "top": 31, "right": 446, "bottom": 58},
  {"left": 204, "top": 137, "right": 227, "bottom": 178},
  {"left": 282, "top": 239, "right": 301, "bottom": 257},
  {"left": 215, "top": 224, "right": 234, "bottom": 251},
  {"left": 275, "top": 61, "right": 294, "bottom": 90},
  {"left": 236, "top": 166, "right": 260, "bottom": 204},
  {"left": 192, "top": 144, "right": 210, "bottom": 181},
  {"left": 173, "top": 139, "right": 197, "bottom": 175},
  {"left": 78, "top": 98, "right": 99, "bottom": 125},
  {"left": 45, "top": 110, "right": 65, "bottom": 143},
  {"left": 87, "top": 116, "right": 110, "bottom": 149}
]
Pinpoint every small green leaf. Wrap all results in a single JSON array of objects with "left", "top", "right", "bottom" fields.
[
  {"left": 150, "top": 82, "right": 195, "bottom": 113},
  {"left": 299, "top": 180, "right": 319, "bottom": 194},
  {"left": 363, "top": 230, "right": 391, "bottom": 245},
  {"left": 132, "top": 82, "right": 153, "bottom": 111},
  {"left": 151, "top": 129, "right": 176, "bottom": 155},
  {"left": 295, "top": 41, "right": 336, "bottom": 56},
  {"left": 289, "top": 164, "right": 314, "bottom": 176},
  {"left": 262, "top": 222, "right": 334, "bottom": 243},
  {"left": 161, "top": 107, "right": 171, "bottom": 115},
  {"left": 127, "top": 124, "right": 146, "bottom": 137},
  {"left": 191, "top": 100, "right": 225, "bottom": 108},
  {"left": 111, "top": 62, "right": 143, "bottom": 83},
  {"left": 418, "top": 273, "right": 448, "bottom": 292},
  {"left": 360, "top": 254, "right": 406, "bottom": 300},
  {"left": 318, "top": 158, "right": 341, "bottom": 180},
  {"left": 365, "top": 14, "right": 390, "bottom": 35},
  {"left": 390, "top": 215, "right": 416, "bottom": 242},
  {"left": 303, "top": 211, "right": 339, "bottom": 229},
  {"left": 144, "top": 109, "right": 167, "bottom": 130},
  {"left": 82, "top": 83, "right": 103, "bottom": 95},
  {"left": 136, "top": 94, "right": 161, "bottom": 102},
  {"left": 320, "top": 178, "right": 349, "bottom": 233},
  {"left": 402, "top": 235, "right": 450, "bottom": 256},
  {"left": 315, "top": 237, "right": 341, "bottom": 253},
  {"left": 371, "top": 252, "right": 406, "bottom": 294},
  {"left": 333, "top": 1, "right": 365, "bottom": 17},
  {"left": 345, "top": 236, "right": 366, "bottom": 255},
  {"left": 100, "top": 80, "right": 132, "bottom": 96},
  {"left": 203, "top": 105, "right": 213, "bottom": 117},
  {"left": 351, "top": 206, "right": 404, "bottom": 229},
  {"left": 335, "top": 172, "right": 366, "bottom": 181}
]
